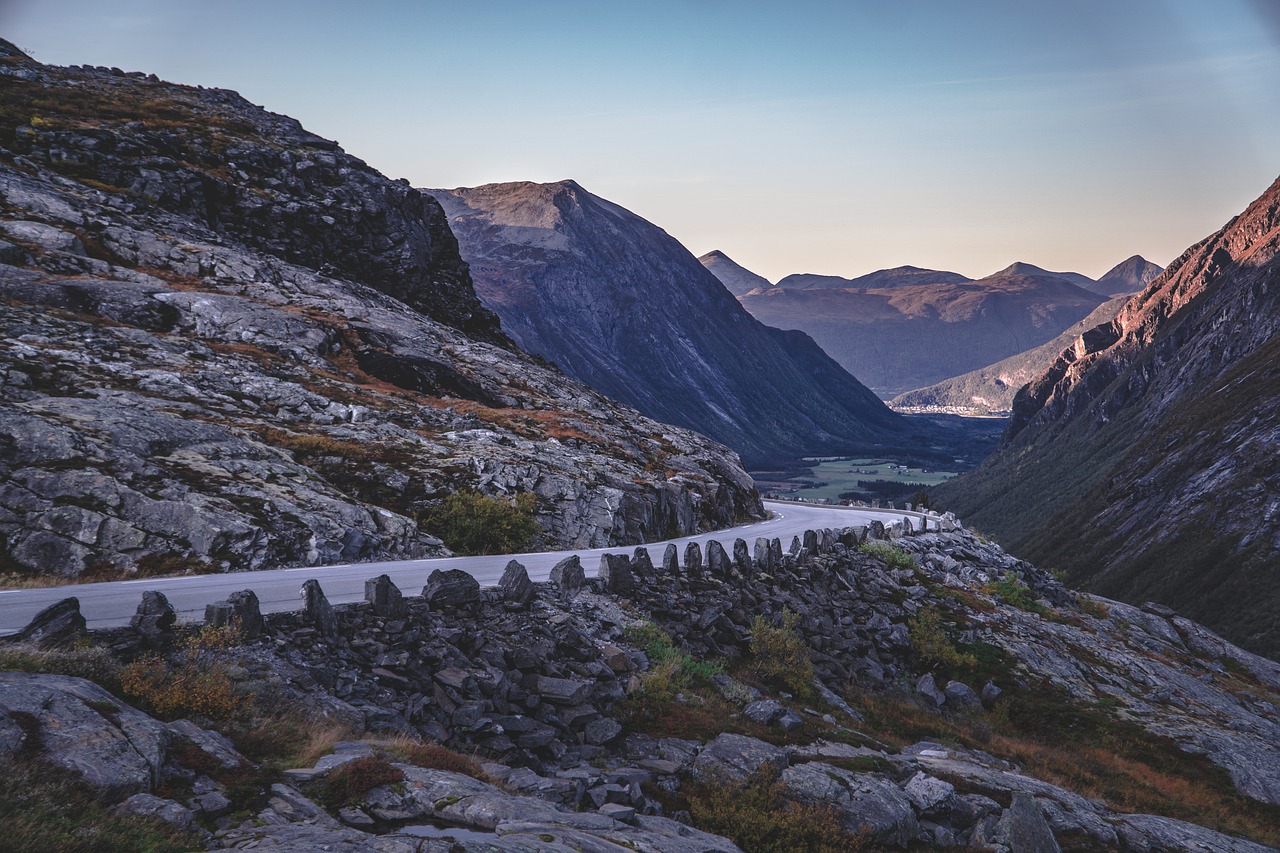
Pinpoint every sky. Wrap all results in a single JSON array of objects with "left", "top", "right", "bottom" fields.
[{"left": 4, "top": 0, "right": 1280, "bottom": 282}]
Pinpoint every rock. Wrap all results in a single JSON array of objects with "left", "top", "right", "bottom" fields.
[
  {"left": 364, "top": 574, "right": 407, "bottom": 618},
  {"left": 549, "top": 555, "right": 584, "bottom": 598},
  {"left": 903, "top": 771, "right": 955, "bottom": 817},
  {"left": 944, "top": 680, "right": 981, "bottom": 711},
  {"left": 1116, "top": 812, "right": 1275, "bottom": 852},
  {"left": 683, "top": 541, "right": 702, "bottom": 576},
  {"left": 916, "top": 673, "right": 946, "bottom": 708},
  {"left": 710, "top": 673, "right": 761, "bottom": 705},
  {"left": 584, "top": 718, "right": 623, "bottom": 745},
  {"left": 691, "top": 733, "right": 788, "bottom": 785},
  {"left": 14, "top": 597, "right": 85, "bottom": 647},
  {"left": 205, "top": 589, "right": 264, "bottom": 639},
  {"left": 775, "top": 709, "right": 805, "bottom": 732},
  {"left": 705, "top": 540, "right": 731, "bottom": 577},
  {"left": 0, "top": 672, "right": 170, "bottom": 799},
  {"left": 532, "top": 675, "right": 592, "bottom": 705},
  {"left": 300, "top": 578, "right": 338, "bottom": 636},
  {"left": 111, "top": 793, "right": 197, "bottom": 834},
  {"left": 598, "top": 802, "right": 637, "bottom": 822},
  {"left": 780, "top": 761, "right": 918, "bottom": 848},
  {"left": 733, "top": 538, "right": 752, "bottom": 575},
  {"left": 742, "top": 699, "right": 784, "bottom": 725},
  {"left": 631, "top": 547, "right": 654, "bottom": 578},
  {"left": 167, "top": 719, "right": 245, "bottom": 770},
  {"left": 598, "top": 553, "right": 634, "bottom": 596},
  {"left": 981, "top": 680, "right": 1003, "bottom": 707},
  {"left": 423, "top": 569, "right": 479, "bottom": 608},
  {"left": 129, "top": 590, "right": 176, "bottom": 642},
  {"left": 997, "top": 792, "right": 1061, "bottom": 853},
  {"left": 499, "top": 560, "right": 535, "bottom": 609},
  {"left": 753, "top": 537, "right": 772, "bottom": 573},
  {"left": 661, "top": 543, "right": 679, "bottom": 575}
]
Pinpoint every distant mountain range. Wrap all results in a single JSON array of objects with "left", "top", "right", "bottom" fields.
[
  {"left": 1088, "top": 254, "right": 1162, "bottom": 297},
  {"left": 429, "top": 181, "right": 907, "bottom": 467},
  {"left": 773, "top": 266, "right": 971, "bottom": 290},
  {"left": 935, "top": 174, "right": 1280, "bottom": 658}
]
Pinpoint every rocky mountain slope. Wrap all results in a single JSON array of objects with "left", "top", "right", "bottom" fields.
[
  {"left": 892, "top": 296, "right": 1131, "bottom": 414},
  {"left": 1089, "top": 254, "right": 1163, "bottom": 297},
  {"left": 5, "top": 517, "right": 1279, "bottom": 850},
  {"left": 935, "top": 174, "right": 1280, "bottom": 658},
  {"left": 428, "top": 180, "right": 907, "bottom": 467},
  {"left": 739, "top": 262, "right": 1107, "bottom": 397},
  {"left": 696, "top": 249, "right": 770, "bottom": 295},
  {"left": 0, "top": 42, "right": 762, "bottom": 582}
]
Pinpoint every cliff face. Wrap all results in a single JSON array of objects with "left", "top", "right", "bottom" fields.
[
  {"left": 740, "top": 264, "right": 1106, "bottom": 398},
  {"left": 0, "top": 44, "right": 762, "bottom": 580},
  {"left": 936, "top": 174, "right": 1280, "bottom": 657},
  {"left": 429, "top": 180, "right": 906, "bottom": 467}
]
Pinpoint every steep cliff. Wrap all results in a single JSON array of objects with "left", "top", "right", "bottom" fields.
[
  {"left": 0, "top": 42, "right": 762, "bottom": 580},
  {"left": 429, "top": 180, "right": 907, "bottom": 466},
  {"left": 936, "top": 174, "right": 1280, "bottom": 657}
]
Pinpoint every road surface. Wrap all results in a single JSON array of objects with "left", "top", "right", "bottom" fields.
[{"left": 0, "top": 500, "right": 929, "bottom": 633}]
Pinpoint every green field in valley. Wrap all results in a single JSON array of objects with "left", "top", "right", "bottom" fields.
[{"left": 755, "top": 457, "right": 957, "bottom": 503}]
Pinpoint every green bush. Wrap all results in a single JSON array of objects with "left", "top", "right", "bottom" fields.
[
  {"left": 626, "top": 621, "right": 724, "bottom": 700},
  {"left": 750, "top": 611, "right": 815, "bottom": 698},
  {"left": 318, "top": 756, "right": 404, "bottom": 809},
  {"left": 423, "top": 489, "right": 540, "bottom": 556},
  {"left": 984, "top": 572, "right": 1046, "bottom": 613},
  {"left": 857, "top": 541, "right": 918, "bottom": 571},
  {"left": 908, "top": 606, "right": 977, "bottom": 672}
]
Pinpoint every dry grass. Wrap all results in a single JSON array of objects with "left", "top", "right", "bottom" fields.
[{"left": 377, "top": 736, "right": 485, "bottom": 780}]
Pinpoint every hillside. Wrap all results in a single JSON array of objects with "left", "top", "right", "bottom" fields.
[
  {"left": 696, "top": 249, "right": 771, "bottom": 295},
  {"left": 429, "top": 180, "right": 909, "bottom": 467},
  {"left": 892, "top": 296, "right": 1130, "bottom": 413},
  {"left": 739, "top": 263, "right": 1106, "bottom": 397},
  {"left": 935, "top": 174, "right": 1280, "bottom": 658},
  {"left": 0, "top": 42, "right": 763, "bottom": 582}
]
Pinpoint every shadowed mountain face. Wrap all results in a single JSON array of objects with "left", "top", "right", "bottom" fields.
[
  {"left": 935, "top": 174, "right": 1280, "bottom": 658},
  {"left": 697, "top": 249, "right": 771, "bottom": 295},
  {"left": 428, "top": 180, "right": 907, "bottom": 467},
  {"left": 739, "top": 263, "right": 1106, "bottom": 398},
  {"left": 1088, "top": 254, "right": 1163, "bottom": 297}
]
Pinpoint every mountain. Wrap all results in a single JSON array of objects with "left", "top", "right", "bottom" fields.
[
  {"left": 0, "top": 41, "right": 763, "bottom": 581},
  {"left": 739, "top": 263, "right": 1106, "bottom": 398},
  {"left": 428, "top": 180, "right": 908, "bottom": 467},
  {"left": 934, "top": 174, "right": 1280, "bottom": 658},
  {"left": 892, "top": 296, "right": 1131, "bottom": 413},
  {"left": 774, "top": 265, "right": 971, "bottom": 290},
  {"left": 1089, "top": 254, "right": 1163, "bottom": 296},
  {"left": 697, "top": 249, "right": 771, "bottom": 295}
]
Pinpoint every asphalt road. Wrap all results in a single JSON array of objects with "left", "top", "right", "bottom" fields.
[{"left": 0, "top": 500, "right": 929, "bottom": 633}]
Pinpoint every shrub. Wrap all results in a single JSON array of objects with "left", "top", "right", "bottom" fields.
[
  {"left": 750, "top": 611, "right": 815, "bottom": 698},
  {"left": 119, "top": 625, "right": 247, "bottom": 722},
  {"left": 0, "top": 641, "right": 121, "bottom": 689},
  {"left": 857, "top": 541, "right": 918, "bottom": 571},
  {"left": 984, "top": 573, "right": 1046, "bottom": 613},
  {"left": 318, "top": 756, "right": 404, "bottom": 810},
  {"left": 384, "top": 740, "right": 484, "bottom": 779},
  {"left": 1076, "top": 594, "right": 1111, "bottom": 619},
  {"left": 908, "top": 606, "right": 977, "bottom": 672},
  {"left": 423, "top": 489, "right": 540, "bottom": 556},
  {"left": 688, "top": 767, "right": 864, "bottom": 853}
]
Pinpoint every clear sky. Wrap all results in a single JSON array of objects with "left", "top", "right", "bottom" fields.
[{"left": 5, "top": 0, "right": 1280, "bottom": 281}]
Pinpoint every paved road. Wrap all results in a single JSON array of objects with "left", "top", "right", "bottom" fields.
[{"left": 0, "top": 501, "right": 929, "bottom": 633}]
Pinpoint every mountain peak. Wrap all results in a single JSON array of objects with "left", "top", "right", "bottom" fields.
[
  {"left": 698, "top": 250, "right": 772, "bottom": 296},
  {"left": 1091, "top": 254, "right": 1162, "bottom": 296}
]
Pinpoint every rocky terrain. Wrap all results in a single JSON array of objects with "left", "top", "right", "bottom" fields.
[
  {"left": 427, "top": 180, "right": 909, "bottom": 467},
  {"left": 0, "top": 42, "right": 763, "bottom": 582},
  {"left": 4, "top": 514, "right": 1279, "bottom": 851},
  {"left": 738, "top": 262, "right": 1108, "bottom": 398},
  {"left": 892, "top": 296, "right": 1131, "bottom": 414},
  {"left": 696, "top": 250, "right": 770, "bottom": 296},
  {"left": 936, "top": 174, "right": 1280, "bottom": 659}
]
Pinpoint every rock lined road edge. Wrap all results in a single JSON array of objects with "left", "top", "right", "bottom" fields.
[{"left": 0, "top": 501, "right": 949, "bottom": 632}]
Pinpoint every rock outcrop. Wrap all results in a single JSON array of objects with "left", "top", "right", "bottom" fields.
[
  {"left": 0, "top": 42, "right": 762, "bottom": 581},
  {"left": 936, "top": 174, "right": 1280, "bottom": 658},
  {"left": 428, "top": 180, "right": 906, "bottom": 466}
]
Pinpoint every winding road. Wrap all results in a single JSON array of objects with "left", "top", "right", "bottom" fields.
[{"left": 0, "top": 501, "right": 930, "bottom": 633}]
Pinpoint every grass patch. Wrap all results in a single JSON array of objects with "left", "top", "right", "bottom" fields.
[
  {"left": 118, "top": 624, "right": 248, "bottom": 723},
  {"left": 749, "top": 610, "right": 815, "bottom": 699},
  {"left": 857, "top": 541, "right": 918, "bottom": 571},
  {"left": 316, "top": 756, "right": 404, "bottom": 810},
  {"left": 381, "top": 738, "right": 485, "bottom": 780},
  {"left": 982, "top": 572, "right": 1046, "bottom": 614},
  {"left": 0, "top": 641, "right": 122, "bottom": 690}
]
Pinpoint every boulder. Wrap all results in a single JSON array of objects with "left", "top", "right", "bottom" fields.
[
  {"left": 499, "top": 560, "right": 535, "bottom": 609},
  {"left": 753, "top": 537, "right": 771, "bottom": 573},
  {"left": 944, "top": 680, "right": 981, "bottom": 711},
  {"left": 111, "top": 793, "right": 197, "bottom": 834},
  {"left": 917, "top": 673, "right": 946, "bottom": 708},
  {"left": 661, "top": 543, "right": 679, "bottom": 575},
  {"left": 364, "top": 574, "right": 407, "bottom": 618},
  {"left": 705, "top": 540, "right": 731, "bottom": 577},
  {"left": 903, "top": 771, "right": 956, "bottom": 817},
  {"left": 742, "top": 699, "right": 784, "bottom": 725},
  {"left": 631, "top": 547, "right": 654, "bottom": 578},
  {"left": 300, "top": 578, "right": 338, "bottom": 636},
  {"left": 981, "top": 680, "right": 1003, "bottom": 707},
  {"left": 549, "top": 555, "right": 584, "bottom": 598},
  {"left": 691, "top": 733, "right": 788, "bottom": 786},
  {"left": 205, "top": 589, "right": 264, "bottom": 639},
  {"left": 732, "top": 538, "right": 752, "bottom": 575},
  {"left": 997, "top": 792, "right": 1061, "bottom": 853},
  {"left": 129, "top": 590, "right": 176, "bottom": 643},
  {"left": 423, "top": 569, "right": 479, "bottom": 608},
  {"left": 683, "top": 541, "right": 703, "bottom": 576},
  {"left": 780, "top": 761, "right": 918, "bottom": 848},
  {"left": 802, "top": 529, "right": 819, "bottom": 554},
  {"left": 598, "top": 553, "right": 634, "bottom": 596},
  {"left": 14, "top": 597, "right": 85, "bottom": 647}
]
